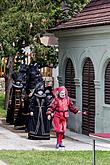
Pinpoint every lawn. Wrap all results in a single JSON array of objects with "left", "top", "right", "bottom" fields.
[{"left": 0, "top": 150, "right": 110, "bottom": 165}]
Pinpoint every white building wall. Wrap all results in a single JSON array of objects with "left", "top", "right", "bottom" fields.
[
  {"left": 52, "top": 66, "right": 59, "bottom": 87},
  {"left": 55, "top": 25, "right": 110, "bottom": 133}
]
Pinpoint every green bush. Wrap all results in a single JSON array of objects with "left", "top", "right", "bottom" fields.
[{"left": 0, "top": 93, "right": 6, "bottom": 118}]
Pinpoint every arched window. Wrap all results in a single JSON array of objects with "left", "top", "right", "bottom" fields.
[
  {"left": 105, "top": 61, "right": 110, "bottom": 104},
  {"left": 65, "top": 58, "right": 76, "bottom": 99}
]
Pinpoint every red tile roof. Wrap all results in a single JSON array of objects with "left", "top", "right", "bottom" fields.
[{"left": 52, "top": 0, "right": 110, "bottom": 31}]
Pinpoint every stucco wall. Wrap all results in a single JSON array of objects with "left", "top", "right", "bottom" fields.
[{"left": 55, "top": 25, "right": 110, "bottom": 133}]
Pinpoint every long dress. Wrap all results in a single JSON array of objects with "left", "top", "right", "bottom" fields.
[
  {"left": 27, "top": 92, "right": 50, "bottom": 140},
  {"left": 6, "top": 83, "right": 24, "bottom": 125}
]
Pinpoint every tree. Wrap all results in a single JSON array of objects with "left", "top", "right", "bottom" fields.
[
  {"left": 0, "top": 0, "right": 90, "bottom": 66},
  {"left": 0, "top": 0, "right": 90, "bottom": 109}
]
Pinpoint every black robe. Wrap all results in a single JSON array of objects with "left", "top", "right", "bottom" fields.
[
  {"left": 27, "top": 93, "right": 50, "bottom": 140},
  {"left": 6, "top": 83, "right": 24, "bottom": 126}
]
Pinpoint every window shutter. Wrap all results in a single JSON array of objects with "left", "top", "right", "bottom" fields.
[
  {"left": 65, "top": 59, "right": 76, "bottom": 99},
  {"left": 105, "top": 61, "right": 110, "bottom": 104},
  {"left": 82, "top": 58, "right": 95, "bottom": 135}
]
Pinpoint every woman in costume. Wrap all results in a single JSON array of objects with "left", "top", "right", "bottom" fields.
[
  {"left": 47, "top": 86, "right": 81, "bottom": 148},
  {"left": 27, "top": 87, "right": 50, "bottom": 140},
  {"left": 45, "top": 86, "right": 54, "bottom": 129}
]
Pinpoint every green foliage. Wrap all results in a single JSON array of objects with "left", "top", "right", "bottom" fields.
[
  {"left": 0, "top": 93, "right": 6, "bottom": 117},
  {"left": 0, "top": 0, "right": 90, "bottom": 68},
  {"left": 14, "top": 54, "right": 27, "bottom": 70},
  {"left": 32, "top": 39, "right": 58, "bottom": 68}
]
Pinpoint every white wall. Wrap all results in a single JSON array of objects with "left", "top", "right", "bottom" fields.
[
  {"left": 52, "top": 66, "right": 59, "bottom": 87},
  {"left": 54, "top": 25, "right": 110, "bottom": 133}
]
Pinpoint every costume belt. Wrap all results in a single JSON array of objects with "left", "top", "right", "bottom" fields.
[{"left": 55, "top": 110, "right": 68, "bottom": 112}]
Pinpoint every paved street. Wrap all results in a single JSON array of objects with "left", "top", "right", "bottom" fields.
[
  {"left": 0, "top": 119, "right": 110, "bottom": 165},
  {"left": 0, "top": 125, "right": 91, "bottom": 151},
  {"left": 0, "top": 119, "right": 110, "bottom": 151}
]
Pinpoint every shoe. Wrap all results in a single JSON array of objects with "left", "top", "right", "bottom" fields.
[
  {"left": 56, "top": 143, "right": 60, "bottom": 149},
  {"left": 59, "top": 142, "right": 65, "bottom": 147}
]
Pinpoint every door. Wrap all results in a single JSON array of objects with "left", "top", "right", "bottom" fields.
[
  {"left": 82, "top": 58, "right": 95, "bottom": 135},
  {"left": 65, "top": 58, "right": 76, "bottom": 99}
]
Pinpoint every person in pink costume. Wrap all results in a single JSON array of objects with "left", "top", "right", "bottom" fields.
[{"left": 47, "top": 86, "right": 81, "bottom": 149}]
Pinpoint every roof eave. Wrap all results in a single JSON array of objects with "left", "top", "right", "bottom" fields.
[{"left": 48, "top": 22, "right": 110, "bottom": 32}]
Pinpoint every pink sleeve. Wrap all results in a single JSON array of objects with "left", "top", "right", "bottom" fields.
[{"left": 68, "top": 98, "right": 78, "bottom": 114}]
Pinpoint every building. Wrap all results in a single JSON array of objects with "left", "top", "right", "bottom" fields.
[{"left": 51, "top": 0, "right": 110, "bottom": 135}]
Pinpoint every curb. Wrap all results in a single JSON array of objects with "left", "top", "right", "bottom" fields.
[{"left": 0, "top": 160, "right": 7, "bottom": 165}]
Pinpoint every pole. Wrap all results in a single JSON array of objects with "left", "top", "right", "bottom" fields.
[{"left": 93, "top": 139, "right": 96, "bottom": 165}]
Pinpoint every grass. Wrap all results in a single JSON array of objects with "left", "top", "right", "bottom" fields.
[
  {"left": 0, "top": 150, "right": 110, "bottom": 165},
  {"left": 0, "top": 94, "right": 110, "bottom": 165},
  {"left": 0, "top": 93, "right": 6, "bottom": 118}
]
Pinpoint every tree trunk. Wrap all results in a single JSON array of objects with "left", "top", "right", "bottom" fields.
[{"left": 4, "top": 56, "right": 14, "bottom": 110}]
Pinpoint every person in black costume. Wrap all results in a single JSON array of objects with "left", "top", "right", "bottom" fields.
[
  {"left": 27, "top": 87, "right": 50, "bottom": 140},
  {"left": 6, "top": 81, "right": 23, "bottom": 125},
  {"left": 45, "top": 86, "right": 54, "bottom": 130},
  {"left": 20, "top": 89, "right": 32, "bottom": 132},
  {"left": 13, "top": 64, "right": 28, "bottom": 129},
  {"left": 45, "top": 86, "right": 53, "bottom": 106},
  {"left": 6, "top": 63, "right": 28, "bottom": 127},
  {"left": 26, "top": 61, "right": 44, "bottom": 90}
]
